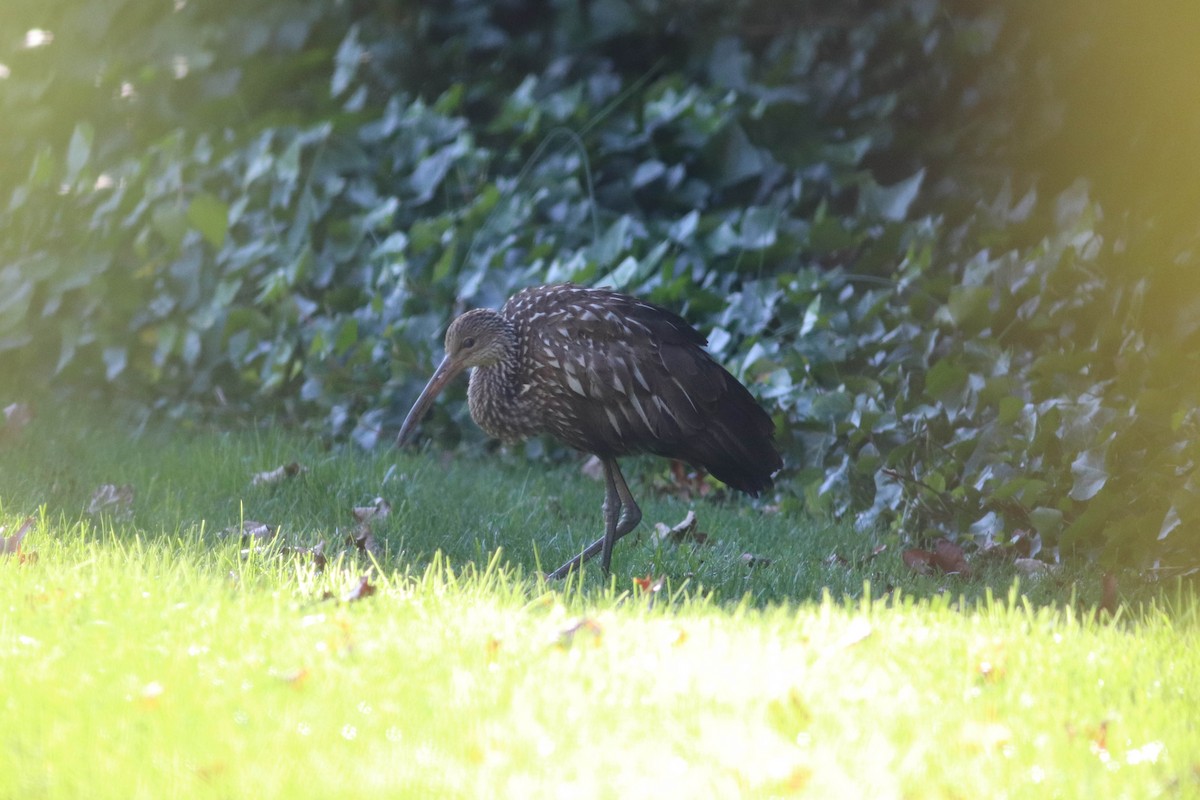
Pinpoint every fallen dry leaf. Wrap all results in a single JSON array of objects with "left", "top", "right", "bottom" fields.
[
  {"left": 1090, "top": 720, "right": 1110, "bottom": 759},
  {"left": 275, "top": 667, "right": 310, "bottom": 687},
  {"left": 970, "top": 637, "right": 1008, "bottom": 683},
  {"left": 1013, "top": 558, "right": 1057, "bottom": 579},
  {"left": 1, "top": 516, "right": 35, "bottom": 557},
  {"left": 860, "top": 543, "right": 888, "bottom": 566},
  {"left": 352, "top": 497, "right": 391, "bottom": 523},
  {"left": 138, "top": 680, "right": 165, "bottom": 708},
  {"left": 741, "top": 553, "right": 771, "bottom": 568},
  {"left": 1010, "top": 529, "right": 1039, "bottom": 558},
  {"left": 1100, "top": 572, "right": 1119, "bottom": 618},
  {"left": 904, "top": 541, "right": 972, "bottom": 576},
  {"left": 962, "top": 720, "right": 1012, "bottom": 753},
  {"left": 251, "top": 461, "right": 307, "bottom": 487},
  {"left": 281, "top": 540, "right": 328, "bottom": 571},
  {"left": 347, "top": 528, "right": 382, "bottom": 559},
  {"left": 835, "top": 618, "right": 874, "bottom": 649},
  {"left": 342, "top": 576, "right": 377, "bottom": 603},
  {"left": 87, "top": 483, "right": 135, "bottom": 519},
  {"left": 649, "top": 510, "right": 708, "bottom": 546},
  {"left": 556, "top": 617, "right": 603, "bottom": 648},
  {"left": 225, "top": 520, "right": 279, "bottom": 543},
  {"left": 348, "top": 497, "right": 390, "bottom": 559},
  {"left": 902, "top": 548, "right": 935, "bottom": 574},
  {"left": 633, "top": 574, "right": 664, "bottom": 593},
  {"left": 651, "top": 460, "right": 715, "bottom": 500},
  {"left": 1065, "top": 719, "right": 1112, "bottom": 760},
  {"left": 932, "top": 539, "right": 972, "bottom": 576},
  {"left": 580, "top": 455, "right": 604, "bottom": 481}
]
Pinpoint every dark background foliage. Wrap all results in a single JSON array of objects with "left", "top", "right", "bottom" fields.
[{"left": 3, "top": 0, "right": 1198, "bottom": 568}]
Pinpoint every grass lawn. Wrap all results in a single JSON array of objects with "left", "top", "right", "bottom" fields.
[{"left": 1, "top": 409, "right": 1197, "bottom": 798}]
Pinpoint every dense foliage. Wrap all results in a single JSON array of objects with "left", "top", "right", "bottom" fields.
[{"left": 3, "top": 0, "right": 1198, "bottom": 567}]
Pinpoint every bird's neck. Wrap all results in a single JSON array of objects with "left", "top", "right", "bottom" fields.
[{"left": 467, "top": 321, "right": 534, "bottom": 442}]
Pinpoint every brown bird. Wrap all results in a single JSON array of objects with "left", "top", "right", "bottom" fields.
[{"left": 396, "top": 283, "right": 782, "bottom": 578}]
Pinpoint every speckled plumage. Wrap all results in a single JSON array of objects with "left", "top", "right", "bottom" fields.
[{"left": 398, "top": 283, "right": 782, "bottom": 576}]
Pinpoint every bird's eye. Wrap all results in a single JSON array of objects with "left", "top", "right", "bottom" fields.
[{"left": 462, "top": 337, "right": 476, "bottom": 349}]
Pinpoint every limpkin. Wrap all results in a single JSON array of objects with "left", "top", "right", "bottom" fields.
[{"left": 396, "top": 283, "right": 782, "bottom": 578}]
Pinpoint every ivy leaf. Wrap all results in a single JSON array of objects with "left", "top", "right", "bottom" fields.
[
  {"left": 102, "top": 346, "right": 127, "bottom": 381},
  {"left": 740, "top": 207, "right": 779, "bottom": 250},
  {"left": 410, "top": 141, "right": 465, "bottom": 204},
  {"left": 331, "top": 24, "right": 362, "bottom": 97},
  {"left": 632, "top": 160, "right": 666, "bottom": 188},
  {"left": 925, "top": 359, "right": 968, "bottom": 403},
  {"left": 65, "top": 123, "right": 94, "bottom": 184},
  {"left": 717, "top": 123, "right": 764, "bottom": 187},
  {"left": 187, "top": 193, "right": 230, "bottom": 249},
  {"left": 945, "top": 286, "right": 993, "bottom": 328},
  {"left": 1158, "top": 506, "right": 1180, "bottom": 541},
  {"left": 669, "top": 210, "right": 699, "bottom": 243},
  {"left": 860, "top": 168, "right": 924, "bottom": 221},
  {"left": 1069, "top": 446, "right": 1109, "bottom": 501},
  {"left": 1028, "top": 507, "right": 1064, "bottom": 536},
  {"left": 334, "top": 318, "right": 358, "bottom": 356}
]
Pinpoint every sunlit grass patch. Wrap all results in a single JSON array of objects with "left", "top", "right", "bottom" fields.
[{"left": 0, "top": 412, "right": 1198, "bottom": 797}]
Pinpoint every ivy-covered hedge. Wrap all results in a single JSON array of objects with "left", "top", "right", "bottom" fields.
[{"left": 3, "top": 0, "right": 1197, "bottom": 568}]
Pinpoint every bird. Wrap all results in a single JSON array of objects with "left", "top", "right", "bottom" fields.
[{"left": 396, "top": 283, "right": 782, "bottom": 578}]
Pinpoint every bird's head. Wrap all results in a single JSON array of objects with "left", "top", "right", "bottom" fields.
[
  {"left": 396, "top": 308, "right": 513, "bottom": 447},
  {"left": 443, "top": 308, "right": 511, "bottom": 369}
]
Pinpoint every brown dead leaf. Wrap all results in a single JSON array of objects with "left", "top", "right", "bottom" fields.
[
  {"left": 348, "top": 497, "right": 389, "bottom": 559},
  {"left": 1, "top": 516, "right": 35, "bottom": 557},
  {"left": 486, "top": 636, "right": 502, "bottom": 661},
  {"left": 1010, "top": 529, "right": 1038, "bottom": 558},
  {"left": 1088, "top": 720, "right": 1111, "bottom": 758},
  {"left": 347, "top": 528, "right": 382, "bottom": 559},
  {"left": 342, "top": 575, "right": 377, "bottom": 603},
  {"left": 932, "top": 539, "right": 972, "bottom": 576},
  {"left": 651, "top": 460, "right": 715, "bottom": 500},
  {"left": 138, "top": 680, "right": 165, "bottom": 708},
  {"left": 741, "top": 553, "right": 771, "bottom": 568},
  {"left": 251, "top": 461, "right": 307, "bottom": 487},
  {"left": 275, "top": 667, "right": 310, "bottom": 687},
  {"left": 1013, "top": 558, "right": 1058, "bottom": 579},
  {"left": 281, "top": 540, "right": 328, "bottom": 571},
  {"left": 633, "top": 574, "right": 664, "bottom": 594},
  {"left": 840, "top": 544, "right": 888, "bottom": 568},
  {"left": 352, "top": 497, "right": 391, "bottom": 523},
  {"left": 649, "top": 510, "right": 708, "bottom": 546},
  {"left": 580, "top": 455, "right": 604, "bottom": 481},
  {"left": 556, "top": 617, "right": 603, "bottom": 648},
  {"left": 225, "top": 520, "right": 278, "bottom": 543},
  {"left": 902, "top": 548, "right": 935, "bottom": 574},
  {"left": 962, "top": 720, "right": 1012, "bottom": 753},
  {"left": 777, "top": 766, "right": 815, "bottom": 793},
  {"left": 87, "top": 483, "right": 135, "bottom": 519},
  {"left": 970, "top": 637, "right": 1008, "bottom": 683},
  {"left": 1100, "top": 572, "right": 1119, "bottom": 618}
]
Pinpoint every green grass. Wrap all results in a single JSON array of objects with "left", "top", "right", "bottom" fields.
[{"left": 1, "top": 411, "right": 1198, "bottom": 798}]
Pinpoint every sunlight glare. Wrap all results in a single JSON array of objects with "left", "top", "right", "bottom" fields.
[{"left": 23, "top": 29, "right": 53, "bottom": 48}]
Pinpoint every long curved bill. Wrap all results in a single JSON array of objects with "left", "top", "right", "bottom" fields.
[{"left": 396, "top": 355, "right": 463, "bottom": 447}]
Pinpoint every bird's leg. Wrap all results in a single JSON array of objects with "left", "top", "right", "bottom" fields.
[
  {"left": 597, "top": 457, "right": 623, "bottom": 575},
  {"left": 607, "top": 456, "right": 643, "bottom": 545},
  {"left": 546, "top": 458, "right": 642, "bottom": 580}
]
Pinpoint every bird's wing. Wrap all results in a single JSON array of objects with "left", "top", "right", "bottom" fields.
[{"left": 505, "top": 284, "right": 780, "bottom": 493}]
